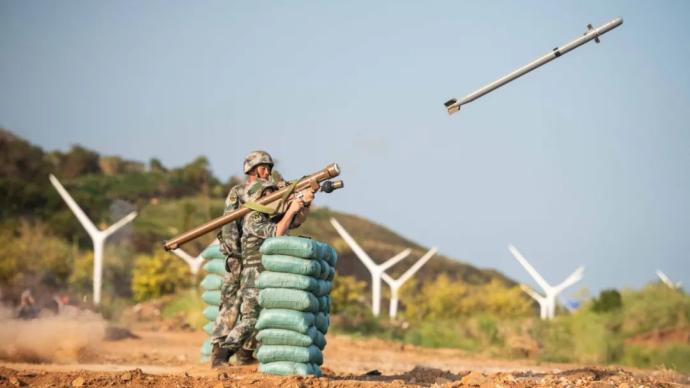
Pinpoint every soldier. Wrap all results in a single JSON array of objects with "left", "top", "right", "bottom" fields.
[
  {"left": 221, "top": 156, "right": 314, "bottom": 361},
  {"left": 211, "top": 151, "right": 291, "bottom": 367},
  {"left": 17, "top": 289, "right": 39, "bottom": 320}
]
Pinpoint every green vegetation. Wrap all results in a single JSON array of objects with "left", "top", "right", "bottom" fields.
[
  {"left": 2, "top": 128, "right": 689, "bottom": 373},
  {"left": 160, "top": 289, "right": 207, "bottom": 330},
  {"left": 131, "top": 249, "right": 191, "bottom": 302},
  {"left": 329, "top": 276, "right": 690, "bottom": 373}
]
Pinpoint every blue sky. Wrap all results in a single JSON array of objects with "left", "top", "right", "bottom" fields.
[{"left": 2, "top": 1, "right": 689, "bottom": 296}]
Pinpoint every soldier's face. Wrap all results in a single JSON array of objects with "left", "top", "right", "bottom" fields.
[{"left": 256, "top": 164, "right": 272, "bottom": 179}]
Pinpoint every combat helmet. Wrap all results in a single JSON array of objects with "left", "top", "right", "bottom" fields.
[
  {"left": 246, "top": 179, "right": 278, "bottom": 201},
  {"left": 243, "top": 150, "right": 274, "bottom": 174}
]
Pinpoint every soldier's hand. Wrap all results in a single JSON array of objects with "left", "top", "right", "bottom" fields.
[
  {"left": 300, "top": 189, "right": 315, "bottom": 205},
  {"left": 288, "top": 199, "right": 305, "bottom": 214}
]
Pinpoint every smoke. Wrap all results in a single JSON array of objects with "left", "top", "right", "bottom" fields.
[{"left": 0, "top": 305, "right": 107, "bottom": 363}]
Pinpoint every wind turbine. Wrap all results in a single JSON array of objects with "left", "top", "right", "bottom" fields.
[
  {"left": 50, "top": 174, "right": 137, "bottom": 305},
  {"left": 171, "top": 240, "right": 220, "bottom": 275},
  {"left": 656, "top": 270, "right": 682, "bottom": 290},
  {"left": 508, "top": 245, "right": 584, "bottom": 320},
  {"left": 330, "top": 218, "right": 411, "bottom": 316},
  {"left": 381, "top": 247, "right": 438, "bottom": 319}
]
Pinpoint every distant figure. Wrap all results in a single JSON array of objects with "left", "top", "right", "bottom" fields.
[{"left": 17, "top": 289, "right": 39, "bottom": 320}]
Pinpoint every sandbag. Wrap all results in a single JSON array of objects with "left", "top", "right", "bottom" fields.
[
  {"left": 327, "top": 265, "right": 336, "bottom": 282},
  {"left": 201, "top": 243, "right": 225, "bottom": 260},
  {"left": 203, "top": 322, "right": 215, "bottom": 335},
  {"left": 200, "top": 338, "right": 212, "bottom": 356},
  {"left": 257, "top": 327, "right": 316, "bottom": 348},
  {"left": 315, "top": 280, "right": 332, "bottom": 297},
  {"left": 312, "top": 328, "right": 326, "bottom": 350},
  {"left": 202, "top": 258, "right": 227, "bottom": 276},
  {"left": 203, "top": 306, "right": 219, "bottom": 321},
  {"left": 260, "top": 236, "right": 332, "bottom": 261},
  {"left": 258, "top": 361, "right": 320, "bottom": 377},
  {"left": 317, "top": 259, "right": 330, "bottom": 280},
  {"left": 200, "top": 274, "right": 223, "bottom": 290},
  {"left": 202, "top": 290, "right": 221, "bottom": 306},
  {"left": 315, "top": 312, "right": 329, "bottom": 334},
  {"left": 257, "top": 271, "right": 321, "bottom": 293},
  {"left": 327, "top": 246, "right": 338, "bottom": 267},
  {"left": 256, "top": 345, "right": 323, "bottom": 365},
  {"left": 256, "top": 309, "right": 315, "bottom": 334},
  {"left": 259, "top": 288, "right": 320, "bottom": 313},
  {"left": 318, "top": 295, "right": 330, "bottom": 314},
  {"left": 262, "top": 255, "right": 322, "bottom": 277}
]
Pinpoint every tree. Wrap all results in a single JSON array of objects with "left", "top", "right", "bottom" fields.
[{"left": 591, "top": 289, "right": 623, "bottom": 313}]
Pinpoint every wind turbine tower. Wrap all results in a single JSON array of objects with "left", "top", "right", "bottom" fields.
[
  {"left": 50, "top": 175, "right": 137, "bottom": 305},
  {"left": 330, "top": 218, "right": 411, "bottom": 316},
  {"left": 381, "top": 247, "right": 438, "bottom": 319},
  {"left": 656, "top": 270, "right": 682, "bottom": 290},
  {"left": 508, "top": 245, "right": 584, "bottom": 320}
]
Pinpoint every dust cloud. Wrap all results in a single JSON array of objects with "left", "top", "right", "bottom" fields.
[{"left": 0, "top": 305, "right": 107, "bottom": 363}]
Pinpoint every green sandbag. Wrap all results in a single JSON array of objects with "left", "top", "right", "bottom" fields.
[
  {"left": 256, "top": 309, "right": 315, "bottom": 334},
  {"left": 259, "top": 361, "right": 320, "bottom": 377},
  {"left": 327, "top": 265, "right": 335, "bottom": 281},
  {"left": 200, "top": 338, "right": 212, "bottom": 356},
  {"left": 202, "top": 290, "right": 221, "bottom": 306},
  {"left": 203, "top": 322, "right": 215, "bottom": 335},
  {"left": 317, "top": 260, "right": 330, "bottom": 280},
  {"left": 203, "top": 306, "right": 219, "bottom": 321},
  {"left": 202, "top": 258, "right": 227, "bottom": 275},
  {"left": 256, "top": 345, "right": 323, "bottom": 365},
  {"left": 313, "top": 329, "right": 326, "bottom": 350},
  {"left": 257, "top": 327, "right": 315, "bottom": 348},
  {"left": 201, "top": 244, "right": 225, "bottom": 260},
  {"left": 315, "top": 312, "right": 329, "bottom": 334},
  {"left": 262, "top": 255, "right": 322, "bottom": 277},
  {"left": 200, "top": 274, "right": 223, "bottom": 290},
  {"left": 257, "top": 271, "right": 320, "bottom": 292},
  {"left": 259, "top": 288, "right": 320, "bottom": 313},
  {"left": 257, "top": 326, "right": 325, "bottom": 350},
  {"left": 327, "top": 246, "right": 338, "bottom": 267},
  {"left": 260, "top": 236, "right": 332, "bottom": 262},
  {"left": 318, "top": 296, "right": 330, "bottom": 313},
  {"left": 315, "top": 280, "right": 332, "bottom": 297}
]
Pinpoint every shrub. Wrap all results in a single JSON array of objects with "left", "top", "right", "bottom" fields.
[{"left": 131, "top": 249, "right": 191, "bottom": 301}]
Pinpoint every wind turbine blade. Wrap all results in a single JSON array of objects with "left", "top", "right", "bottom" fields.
[
  {"left": 520, "top": 284, "right": 546, "bottom": 302},
  {"left": 397, "top": 247, "right": 438, "bottom": 285},
  {"left": 554, "top": 266, "right": 584, "bottom": 294},
  {"left": 380, "top": 249, "right": 411, "bottom": 272},
  {"left": 656, "top": 270, "right": 673, "bottom": 287},
  {"left": 330, "top": 218, "right": 378, "bottom": 272},
  {"left": 103, "top": 211, "right": 137, "bottom": 238},
  {"left": 49, "top": 174, "right": 99, "bottom": 236},
  {"left": 381, "top": 271, "right": 396, "bottom": 286},
  {"left": 172, "top": 248, "right": 197, "bottom": 268},
  {"left": 508, "top": 245, "right": 552, "bottom": 292}
]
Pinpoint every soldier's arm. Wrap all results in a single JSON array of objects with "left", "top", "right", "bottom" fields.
[{"left": 276, "top": 200, "right": 304, "bottom": 236}]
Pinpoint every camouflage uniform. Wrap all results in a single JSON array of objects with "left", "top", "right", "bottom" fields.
[
  {"left": 222, "top": 180, "right": 279, "bottom": 353},
  {"left": 211, "top": 182, "right": 250, "bottom": 346}
]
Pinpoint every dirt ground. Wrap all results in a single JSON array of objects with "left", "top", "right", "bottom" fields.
[{"left": 1, "top": 327, "right": 688, "bottom": 387}]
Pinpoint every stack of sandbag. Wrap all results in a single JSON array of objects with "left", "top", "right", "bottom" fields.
[
  {"left": 255, "top": 236, "right": 337, "bottom": 377},
  {"left": 198, "top": 243, "right": 226, "bottom": 362}
]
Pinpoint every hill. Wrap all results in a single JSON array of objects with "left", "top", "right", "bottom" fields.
[{"left": 0, "top": 128, "right": 514, "bottom": 301}]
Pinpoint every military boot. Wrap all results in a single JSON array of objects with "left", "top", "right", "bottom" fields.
[
  {"left": 210, "top": 343, "right": 231, "bottom": 368},
  {"left": 235, "top": 347, "right": 257, "bottom": 365}
]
